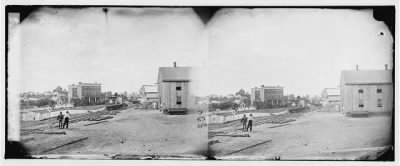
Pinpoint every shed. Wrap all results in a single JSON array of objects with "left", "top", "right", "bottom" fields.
[{"left": 157, "top": 63, "right": 195, "bottom": 114}]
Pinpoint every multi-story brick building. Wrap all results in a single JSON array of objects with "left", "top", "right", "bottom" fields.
[
  {"left": 68, "top": 82, "right": 102, "bottom": 104},
  {"left": 251, "top": 85, "right": 285, "bottom": 106}
]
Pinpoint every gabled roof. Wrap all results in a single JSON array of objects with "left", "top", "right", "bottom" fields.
[
  {"left": 141, "top": 85, "right": 158, "bottom": 93},
  {"left": 158, "top": 67, "right": 192, "bottom": 82},
  {"left": 323, "top": 88, "right": 340, "bottom": 96},
  {"left": 341, "top": 70, "right": 392, "bottom": 85}
]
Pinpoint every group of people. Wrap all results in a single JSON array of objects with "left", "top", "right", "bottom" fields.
[
  {"left": 240, "top": 114, "right": 254, "bottom": 132},
  {"left": 56, "top": 111, "right": 71, "bottom": 129}
]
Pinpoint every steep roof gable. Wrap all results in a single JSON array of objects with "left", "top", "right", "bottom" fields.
[
  {"left": 158, "top": 67, "right": 192, "bottom": 82},
  {"left": 341, "top": 70, "right": 392, "bottom": 85}
]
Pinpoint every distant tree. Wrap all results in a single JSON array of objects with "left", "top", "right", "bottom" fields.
[
  {"left": 53, "top": 86, "right": 63, "bottom": 93},
  {"left": 235, "top": 89, "right": 251, "bottom": 107},
  {"left": 35, "top": 98, "right": 54, "bottom": 107},
  {"left": 235, "top": 89, "right": 246, "bottom": 96},
  {"left": 288, "top": 94, "right": 295, "bottom": 100},
  {"left": 49, "top": 100, "right": 56, "bottom": 109}
]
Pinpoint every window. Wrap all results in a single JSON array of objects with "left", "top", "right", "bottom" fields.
[
  {"left": 377, "top": 89, "right": 382, "bottom": 93},
  {"left": 377, "top": 99, "right": 383, "bottom": 107},
  {"left": 255, "top": 90, "right": 261, "bottom": 101},
  {"left": 359, "top": 99, "right": 364, "bottom": 108},
  {"left": 72, "top": 88, "right": 78, "bottom": 97},
  {"left": 358, "top": 89, "right": 363, "bottom": 93},
  {"left": 176, "top": 85, "right": 182, "bottom": 105}
]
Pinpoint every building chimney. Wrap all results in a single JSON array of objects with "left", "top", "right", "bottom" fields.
[
  {"left": 356, "top": 65, "right": 359, "bottom": 71},
  {"left": 173, "top": 62, "right": 176, "bottom": 67},
  {"left": 385, "top": 64, "right": 388, "bottom": 70}
]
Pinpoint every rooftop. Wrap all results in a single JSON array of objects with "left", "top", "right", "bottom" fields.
[
  {"left": 71, "top": 82, "right": 102, "bottom": 86},
  {"left": 158, "top": 67, "right": 193, "bottom": 82},
  {"left": 253, "top": 85, "right": 284, "bottom": 89},
  {"left": 141, "top": 85, "right": 158, "bottom": 93},
  {"left": 323, "top": 88, "right": 340, "bottom": 96},
  {"left": 341, "top": 70, "right": 392, "bottom": 85}
]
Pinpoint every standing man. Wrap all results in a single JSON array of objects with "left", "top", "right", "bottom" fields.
[
  {"left": 240, "top": 114, "right": 248, "bottom": 131},
  {"left": 57, "top": 112, "right": 64, "bottom": 129},
  {"left": 63, "top": 111, "right": 71, "bottom": 129},
  {"left": 247, "top": 114, "right": 254, "bottom": 132}
]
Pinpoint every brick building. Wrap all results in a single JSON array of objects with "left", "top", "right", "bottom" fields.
[
  {"left": 68, "top": 82, "right": 102, "bottom": 104},
  {"left": 251, "top": 85, "right": 285, "bottom": 106}
]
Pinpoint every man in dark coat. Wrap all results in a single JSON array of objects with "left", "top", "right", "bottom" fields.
[
  {"left": 56, "top": 112, "right": 64, "bottom": 128},
  {"left": 240, "top": 114, "right": 248, "bottom": 131}
]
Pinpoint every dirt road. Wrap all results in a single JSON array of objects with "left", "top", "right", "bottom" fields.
[
  {"left": 22, "top": 108, "right": 208, "bottom": 157},
  {"left": 211, "top": 110, "right": 393, "bottom": 160}
]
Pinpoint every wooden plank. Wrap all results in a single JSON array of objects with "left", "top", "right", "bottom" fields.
[
  {"left": 269, "top": 124, "right": 291, "bottom": 128},
  {"left": 84, "top": 120, "right": 109, "bottom": 126},
  {"left": 41, "top": 137, "right": 88, "bottom": 154},
  {"left": 215, "top": 134, "right": 250, "bottom": 137},
  {"left": 32, "top": 131, "right": 66, "bottom": 135},
  {"left": 279, "top": 119, "right": 296, "bottom": 124},
  {"left": 21, "top": 137, "right": 35, "bottom": 142},
  {"left": 224, "top": 139, "right": 272, "bottom": 156}
]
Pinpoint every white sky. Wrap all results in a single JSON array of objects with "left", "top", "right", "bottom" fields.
[
  {"left": 9, "top": 7, "right": 207, "bottom": 94},
  {"left": 205, "top": 8, "right": 393, "bottom": 96},
  {"left": 9, "top": 8, "right": 393, "bottom": 96}
]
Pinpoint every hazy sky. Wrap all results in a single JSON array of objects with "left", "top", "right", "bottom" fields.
[
  {"left": 205, "top": 8, "right": 393, "bottom": 96},
  {"left": 9, "top": 8, "right": 207, "bottom": 94},
  {"left": 9, "top": 8, "right": 393, "bottom": 96}
]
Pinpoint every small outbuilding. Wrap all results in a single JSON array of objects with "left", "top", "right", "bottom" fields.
[{"left": 157, "top": 62, "right": 195, "bottom": 114}]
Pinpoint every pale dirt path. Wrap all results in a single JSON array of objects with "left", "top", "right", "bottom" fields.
[
  {"left": 46, "top": 108, "right": 208, "bottom": 156},
  {"left": 212, "top": 110, "right": 392, "bottom": 160}
]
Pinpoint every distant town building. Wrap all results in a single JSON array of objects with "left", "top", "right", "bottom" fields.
[
  {"left": 107, "top": 94, "right": 124, "bottom": 105},
  {"left": 157, "top": 62, "right": 195, "bottom": 114},
  {"left": 321, "top": 88, "right": 340, "bottom": 104},
  {"left": 52, "top": 91, "right": 68, "bottom": 105},
  {"left": 52, "top": 87, "right": 68, "bottom": 105},
  {"left": 139, "top": 84, "right": 159, "bottom": 103},
  {"left": 340, "top": 65, "right": 393, "bottom": 113},
  {"left": 251, "top": 85, "right": 285, "bottom": 106},
  {"left": 68, "top": 82, "right": 102, "bottom": 104}
]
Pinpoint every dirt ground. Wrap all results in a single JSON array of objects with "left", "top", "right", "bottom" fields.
[
  {"left": 210, "top": 109, "right": 393, "bottom": 160},
  {"left": 21, "top": 108, "right": 208, "bottom": 158},
  {"left": 19, "top": 106, "right": 393, "bottom": 160}
]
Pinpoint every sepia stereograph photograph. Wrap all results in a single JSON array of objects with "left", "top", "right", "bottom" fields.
[{"left": 3, "top": 3, "right": 396, "bottom": 163}]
